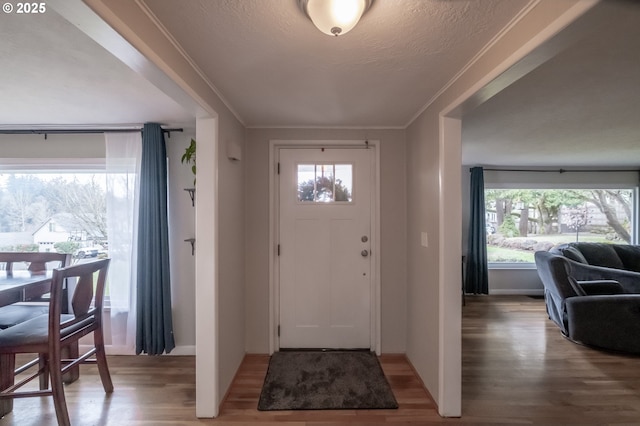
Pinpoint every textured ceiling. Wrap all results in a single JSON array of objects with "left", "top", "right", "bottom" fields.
[
  {"left": 3, "top": 0, "right": 640, "bottom": 169},
  {"left": 462, "top": 0, "right": 640, "bottom": 168},
  {"left": 142, "top": 0, "right": 529, "bottom": 128},
  {"left": 0, "top": 8, "right": 194, "bottom": 128}
]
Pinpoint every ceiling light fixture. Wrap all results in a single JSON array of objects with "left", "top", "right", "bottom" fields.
[{"left": 298, "top": 0, "right": 374, "bottom": 37}]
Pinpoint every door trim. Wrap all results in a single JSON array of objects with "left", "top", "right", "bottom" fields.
[{"left": 269, "top": 139, "right": 381, "bottom": 355}]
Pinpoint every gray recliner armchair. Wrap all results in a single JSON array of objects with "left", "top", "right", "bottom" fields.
[{"left": 535, "top": 250, "right": 640, "bottom": 354}]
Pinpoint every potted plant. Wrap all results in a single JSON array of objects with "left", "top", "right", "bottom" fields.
[{"left": 181, "top": 138, "right": 196, "bottom": 185}]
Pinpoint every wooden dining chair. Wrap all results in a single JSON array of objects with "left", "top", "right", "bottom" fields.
[
  {"left": 0, "top": 252, "right": 72, "bottom": 329},
  {"left": 0, "top": 251, "right": 71, "bottom": 275},
  {"left": 0, "top": 258, "right": 113, "bottom": 426}
]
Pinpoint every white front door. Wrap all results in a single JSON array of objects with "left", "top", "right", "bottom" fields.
[{"left": 278, "top": 147, "right": 373, "bottom": 349}]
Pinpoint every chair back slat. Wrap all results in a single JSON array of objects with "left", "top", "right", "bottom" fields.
[
  {"left": 71, "top": 274, "right": 96, "bottom": 317},
  {"left": 0, "top": 252, "right": 71, "bottom": 276}
]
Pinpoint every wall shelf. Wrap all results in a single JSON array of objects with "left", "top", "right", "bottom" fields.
[
  {"left": 184, "top": 188, "right": 195, "bottom": 206},
  {"left": 184, "top": 238, "right": 196, "bottom": 256}
]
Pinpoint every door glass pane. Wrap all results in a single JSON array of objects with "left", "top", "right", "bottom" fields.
[
  {"left": 315, "top": 164, "right": 334, "bottom": 202},
  {"left": 297, "top": 164, "right": 315, "bottom": 202},
  {"left": 297, "top": 163, "right": 353, "bottom": 203},
  {"left": 334, "top": 164, "right": 353, "bottom": 202}
]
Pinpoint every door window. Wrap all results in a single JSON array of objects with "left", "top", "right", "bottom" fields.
[{"left": 297, "top": 163, "right": 353, "bottom": 203}]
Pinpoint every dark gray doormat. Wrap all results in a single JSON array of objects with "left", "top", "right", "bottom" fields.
[{"left": 257, "top": 350, "right": 399, "bottom": 411}]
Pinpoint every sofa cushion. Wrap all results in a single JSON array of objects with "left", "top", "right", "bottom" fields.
[
  {"left": 570, "top": 243, "right": 625, "bottom": 269},
  {"left": 612, "top": 245, "right": 640, "bottom": 272},
  {"left": 561, "top": 246, "right": 588, "bottom": 264}
]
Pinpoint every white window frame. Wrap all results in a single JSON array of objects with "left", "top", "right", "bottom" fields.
[
  {"left": 0, "top": 158, "right": 109, "bottom": 302},
  {"left": 483, "top": 169, "right": 639, "bottom": 269}
]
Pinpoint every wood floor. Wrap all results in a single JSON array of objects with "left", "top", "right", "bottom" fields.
[{"left": 2, "top": 296, "right": 640, "bottom": 425}]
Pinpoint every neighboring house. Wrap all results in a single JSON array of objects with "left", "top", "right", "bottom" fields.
[{"left": 32, "top": 215, "right": 87, "bottom": 252}]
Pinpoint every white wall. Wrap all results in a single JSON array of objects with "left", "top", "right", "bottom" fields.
[
  {"left": 405, "top": 113, "right": 441, "bottom": 406},
  {"left": 487, "top": 268, "right": 542, "bottom": 294},
  {"left": 166, "top": 130, "right": 197, "bottom": 351},
  {"left": 194, "top": 113, "right": 246, "bottom": 417},
  {"left": 244, "top": 128, "right": 407, "bottom": 354},
  {"left": 483, "top": 169, "right": 640, "bottom": 189},
  {"left": 215, "top": 115, "right": 247, "bottom": 402},
  {"left": 0, "top": 133, "right": 105, "bottom": 157}
]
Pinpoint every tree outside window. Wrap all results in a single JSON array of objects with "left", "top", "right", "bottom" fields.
[
  {"left": 0, "top": 172, "right": 107, "bottom": 257},
  {"left": 485, "top": 189, "right": 633, "bottom": 263}
]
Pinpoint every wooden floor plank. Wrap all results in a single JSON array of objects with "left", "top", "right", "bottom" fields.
[{"left": 2, "top": 295, "right": 640, "bottom": 424}]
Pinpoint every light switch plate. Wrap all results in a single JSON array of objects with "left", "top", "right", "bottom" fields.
[{"left": 421, "top": 232, "right": 428, "bottom": 247}]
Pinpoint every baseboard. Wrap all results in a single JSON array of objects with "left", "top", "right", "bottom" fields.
[
  {"left": 81, "top": 344, "right": 196, "bottom": 356},
  {"left": 167, "top": 345, "right": 196, "bottom": 355},
  {"left": 489, "top": 289, "right": 544, "bottom": 296}
]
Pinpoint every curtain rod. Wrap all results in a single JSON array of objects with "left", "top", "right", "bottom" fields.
[
  {"left": 0, "top": 127, "right": 183, "bottom": 139},
  {"left": 480, "top": 168, "right": 640, "bottom": 173}
]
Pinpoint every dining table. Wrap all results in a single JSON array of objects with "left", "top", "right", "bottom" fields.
[
  {"left": 0, "top": 270, "right": 53, "bottom": 308},
  {"left": 0, "top": 269, "right": 78, "bottom": 417}
]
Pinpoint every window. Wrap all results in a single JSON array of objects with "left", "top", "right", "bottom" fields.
[
  {"left": 1, "top": 135, "right": 139, "bottom": 353},
  {"left": 485, "top": 188, "right": 634, "bottom": 263},
  {"left": 297, "top": 163, "right": 353, "bottom": 203},
  {"left": 0, "top": 171, "right": 107, "bottom": 258}
]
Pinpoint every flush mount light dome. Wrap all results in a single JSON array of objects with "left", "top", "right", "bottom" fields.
[{"left": 298, "top": 0, "right": 374, "bottom": 37}]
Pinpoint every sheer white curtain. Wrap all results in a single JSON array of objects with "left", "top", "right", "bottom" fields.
[{"left": 105, "top": 132, "right": 141, "bottom": 354}]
